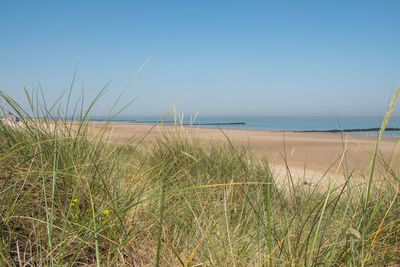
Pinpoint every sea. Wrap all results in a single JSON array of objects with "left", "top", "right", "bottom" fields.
[{"left": 89, "top": 115, "right": 400, "bottom": 137}]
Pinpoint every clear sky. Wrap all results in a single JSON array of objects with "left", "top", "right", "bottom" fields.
[{"left": 1, "top": 0, "right": 399, "bottom": 117}]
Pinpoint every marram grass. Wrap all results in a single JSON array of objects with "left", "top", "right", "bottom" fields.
[{"left": 0, "top": 86, "right": 399, "bottom": 266}]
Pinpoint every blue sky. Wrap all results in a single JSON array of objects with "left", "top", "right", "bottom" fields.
[{"left": 1, "top": 0, "right": 399, "bottom": 117}]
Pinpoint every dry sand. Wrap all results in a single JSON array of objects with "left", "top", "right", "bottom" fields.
[{"left": 84, "top": 121, "right": 400, "bottom": 185}]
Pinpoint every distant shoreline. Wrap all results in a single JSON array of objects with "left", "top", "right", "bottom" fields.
[
  {"left": 4, "top": 116, "right": 400, "bottom": 136},
  {"left": 94, "top": 119, "right": 400, "bottom": 134}
]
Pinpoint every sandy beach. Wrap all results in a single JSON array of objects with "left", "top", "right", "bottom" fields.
[{"left": 84, "top": 121, "right": 400, "bottom": 181}]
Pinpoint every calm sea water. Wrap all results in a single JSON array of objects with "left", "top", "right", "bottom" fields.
[{"left": 93, "top": 115, "right": 400, "bottom": 137}]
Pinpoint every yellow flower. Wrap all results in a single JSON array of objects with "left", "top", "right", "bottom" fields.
[
  {"left": 69, "top": 198, "right": 78, "bottom": 207},
  {"left": 103, "top": 209, "right": 110, "bottom": 215}
]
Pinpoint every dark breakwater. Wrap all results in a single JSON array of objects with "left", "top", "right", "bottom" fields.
[
  {"left": 133, "top": 121, "right": 246, "bottom": 126},
  {"left": 292, "top": 127, "right": 400, "bottom": 133}
]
